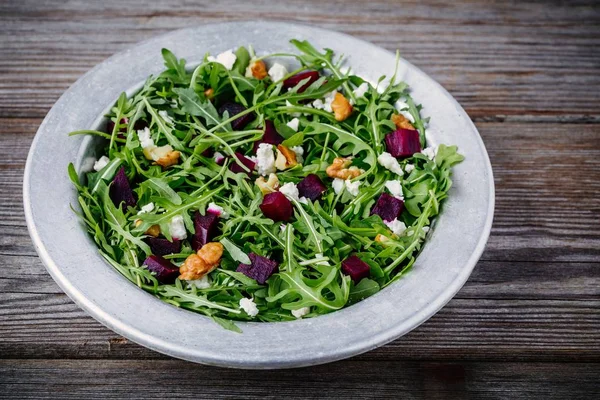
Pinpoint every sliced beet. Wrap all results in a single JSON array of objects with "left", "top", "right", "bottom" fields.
[
  {"left": 109, "top": 167, "right": 136, "bottom": 210},
  {"left": 283, "top": 70, "right": 320, "bottom": 93},
  {"left": 253, "top": 120, "right": 284, "bottom": 152},
  {"left": 260, "top": 191, "right": 293, "bottom": 222},
  {"left": 219, "top": 102, "right": 254, "bottom": 130},
  {"left": 191, "top": 211, "right": 220, "bottom": 251},
  {"left": 297, "top": 174, "right": 327, "bottom": 202},
  {"left": 385, "top": 128, "right": 421, "bottom": 158},
  {"left": 143, "top": 255, "right": 180, "bottom": 284},
  {"left": 341, "top": 255, "right": 371, "bottom": 283},
  {"left": 236, "top": 253, "right": 279, "bottom": 284},
  {"left": 370, "top": 193, "right": 404, "bottom": 222},
  {"left": 145, "top": 237, "right": 182, "bottom": 256},
  {"left": 229, "top": 152, "right": 256, "bottom": 175}
]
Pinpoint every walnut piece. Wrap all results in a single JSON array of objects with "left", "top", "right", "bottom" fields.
[
  {"left": 179, "top": 242, "right": 224, "bottom": 281},
  {"left": 135, "top": 219, "right": 161, "bottom": 237},
  {"left": 256, "top": 173, "right": 280, "bottom": 194},
  {"left": 326, "top": 157, "right": 362, "bottom": 179},
  {"left": 250, "top": 60, "right": 268, "bottom": 79},
  {"left": 331, "top": 93, "right": 353, "bottom": 121},
  {"left": 391, "top": 113, "right": 414, "bottom": 130},
  {"left": 204, "top": 88, "right": 214, "bottom": 100},
  {"left": 275, "top": 144, "right": 298, "bottom": 170},
  {"left": 156, "top": 150, "right": 181, "bottom": 168}
]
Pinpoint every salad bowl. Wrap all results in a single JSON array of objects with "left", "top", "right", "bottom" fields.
[{"left": 24, "top": 21, "right": 494, "bottom": 369}]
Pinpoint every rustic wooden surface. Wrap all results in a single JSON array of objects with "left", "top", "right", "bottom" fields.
[{"left": 1, "top": 0, "right": 599, "bottom": 398}]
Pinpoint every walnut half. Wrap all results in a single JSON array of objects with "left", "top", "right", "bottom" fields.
[
  {"left": 179, "top": 242, "right": 224, "bottom": 281},
  {"left": 326, "top": 157, "right": 362, "bottom": 179}
]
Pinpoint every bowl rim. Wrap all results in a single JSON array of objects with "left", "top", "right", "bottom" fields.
[{"left": 23, "top": 21, "right": 494, "bottom": 369}]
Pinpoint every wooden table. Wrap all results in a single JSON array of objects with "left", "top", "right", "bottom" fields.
[{"left": 1, "top": 1, "right": 598, "bottom": 398}]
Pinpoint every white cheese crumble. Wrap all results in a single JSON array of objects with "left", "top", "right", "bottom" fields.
[
  {"left": 268, "top": 62, "right": 288, "bottom": 82},
  {"left": 395, "top": 99, "right": 415, "bottom": 123},
  {"left": 244, "top": 57, "right": 257, "bottom": 78},
  {"left": 290, "top": 145, "right": 304, "bottom": 163},
  {"left": 332, "top": 178, "right": 345, "bottom": 195},
  {"left": 207, "top": 202, "right": 228, "bottom": 218},
  {"left": 137, "top": 202, "right": 155, "bottom": 215},
  {"left": 158, "top": 110, "right": 173, "bottom": 125},
  {"left": 93, "top": 156, "right": 109, "bottom": 172},
  {"left": 404, "top": 163, "right": 415, "bottom": 173},
  {"left": 137, "top": 127, "right": 154, "bottom": 149},
  {"left": 291, "top": 307, "right": 310, "bottom": 319},
  {"left": 286, "top": 117, "right": 300, "bottom": 132},
  {"left": 239, "top": 297, "right": 259, "bottom": 317},
  {"left": 345, "top": 179, "right": 361, "bottom": 197},
  {"left": 385, "top": 218, "right": 407, "bottom": 236},
  {"left": 256, "top": 143, "right": 276, "bottom": 176},
  {"left": 353, "top": 82, "right": 369, "bottom": 99},
  {"left": 312, "top": 91, "right": 337, "bottom": 112},
  {"left": 168, "top": 215, "right": 187, "bottom": 240},
  {"left": 279, "top": 182, "right": 308, "bottom": 204},
  {"left": 188, "top": 275, "right": 211, "bottom": 289},
  {"left": 384, "top": 180, "right": 404, "bottom": 200},
  {"left": 207, "top": 50, "right": 237, "bottom": 70},
  {"left": 377, "top": 152, "right": 404, "bottom": 176},
  {"left": 148, "top": 144, "right": 174, "bottom": 161},
  {"left": 422, "top": 146, "right": 437, "bottom": 161}
]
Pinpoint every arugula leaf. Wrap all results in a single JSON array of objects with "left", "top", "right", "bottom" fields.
[{"left": 173, "top": 87, "right": 222, "bottom": 128}]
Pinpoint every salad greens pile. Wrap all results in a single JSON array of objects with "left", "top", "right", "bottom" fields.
[{"left": 68, "top": 40, "right": 463, "bottom": 332}]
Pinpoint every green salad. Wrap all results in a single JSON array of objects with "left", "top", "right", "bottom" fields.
[{"left": 68, "top": 40, "right": 464, "bottom": 332}]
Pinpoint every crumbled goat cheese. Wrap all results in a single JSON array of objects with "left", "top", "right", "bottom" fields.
[
  {"left": 148, "top": 145, "right": 174, "bottom": 161},
  {"left": 394, "top": 99, "right": 415, "bottom": 123},
  {"left": 268, "top": 62, "right": 288, "bottom": 82},
  {"left": 188, "top": 275, "right": 211, "bottom": 289},
  {"left": 377, "top": 152, "right": 404, "bottom": 176},
  {"left": 286, "top": 117, "right": 300, "bottom": 132},
  {"left": 385, "top": 218, "right": 407, "bottom": 236},
  {"left": 291, "top": 307, "right": 310, "bottom": 319},
  {"left": 384, "top": 180, "right": 404, "bottom": 200},
  {"left": 422, "top": 146, "right": 437, "bottom": 161},
  {"left": 168, "top": 215, "right": 187, "bottom": 240},
  {"left": 404, "top": 163, "right": 415, "bottom": 173},
  {"left": 207, "top": 202, "right": 228, "bottom": 218},
  {"left": 137, "top": 127, "right": 155, "bottom": 149},
  {"left": 239, "top": 297, "right": 259, "bottom": 317},
  {"left": 312, "top": 91, "right": 337, "bottom": 112},
  {"left": 279, "top": 182, "right": 308, "bottom": 204},
  {"left": 332, "top": 178, "right": 345, "bottom": 195},
  {"left": 290, "top": 145, "right": 304, "bottom": 163},
  {"left": 244, "top": 57, "right": 257, "bottom": 78},
  {"left": 158, "top": 110, "right": 174, "bottom": 125},
  {"left": 137, "top": 202, "right": 155, "bottom": 215},
  {"left": 93, "top": 156, "right": 109, "bottom": 172},
  {"left": 207, "top": 50, "right": 237, "bottom": 70},
  {"left": 256, "top": 143, "right": 276, "bottom": 175},
  {"left": 353, "top": 82, "right": 369, "bottom": 98},
  {"left": 345, "top": 179, "right": 361, "bottom": 197}
]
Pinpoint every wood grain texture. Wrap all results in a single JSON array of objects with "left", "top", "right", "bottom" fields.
[{"left": 0, "top": 0, "right": 599, "bottom": 398}]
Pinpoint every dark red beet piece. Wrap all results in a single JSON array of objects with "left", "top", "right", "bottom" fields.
[
  {"left": 260, "top": 192, "right": 293, "bottom": 222},
  {"left": 283, "top": 70, "right": 320, "bottom": 93},
  {"left": 229, "top": 152, "right": 256, "bottom": 175},
  {"left": 143, "top": 255, "right": 180, "bottom": 284},
  {"left": 297, "top": 174, "right": 327, "bottom": 202},
  {"left": 191, "top": 211, "right": 220, "bottom": 251},
  {"left": 384, "top": 128, "right": 421, "bottom": 158},
  {"left": 370, "top": 193, "right": 404, "bottom": 222},
  {"left": 219, "top": 102, "right": 254, "bottom": 130},
  {"left": 110, "top": 167, "right": 136, "bottom": 210},
  {"left": 145, "top": 237, "right": 182, "bottom": 256},
  {"left": 253, "top": 120, "right": 284, "bottom": 152},
  {"left": 107, "top": 118, "right": 147, "bottom": 139},
  {"left": 341, "top": 255, "right": 371, "bottom": 283},
  {"left": 236, "top": 253, "right": 279, "bottom": 284}
]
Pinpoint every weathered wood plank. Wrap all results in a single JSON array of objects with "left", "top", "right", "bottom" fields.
[
  {"left": 0, "top": 0, "right": 598, "bottom": 119},
  {"left": 0, "top": 359, "right": 598, "bottom": 399}
]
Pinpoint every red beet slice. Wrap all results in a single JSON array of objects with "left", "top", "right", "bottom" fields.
[
  {"left": 109, "top": 167, "right": 136, "bottom": 210},
  {"left": 229, "top": 152, "right": 256, "bottom": 175},
  {"left": 191, "top": 211, "right": 220, "bottom": 251},
  {"left": 385, "top": 128, "right": 421, "bottom": 158},
  {"left": 297, "top": 174, "right": 327, "bottom": 202},
  {"left": 341, "top": 255, "right": 371, "bottom": 283},
  {"left": 370, "top": 193, "right": 404, "bottom": 222},
  {"left": 107, "top": 117, "right": 147, "bottom": 139},
  {"left": 143, "top": 255, "right": 180, "bottom": 284},
  {"left": 253, "top": 120, "right": 284, "bottom": 152},
  {"left": 236, "top": 253, "right": 279, "bottom": 284},
  {"left": 219, "top": 102, "right": 254, "bottom": 130},
  {"left": 145, "top": 237, "right": 182, "bottom": 256},
  {"left": 283, "top": 70, "right": 320, "bottom": 93},
  {"left": 260, "top": 192, "right": 293, "bottom": 222}
]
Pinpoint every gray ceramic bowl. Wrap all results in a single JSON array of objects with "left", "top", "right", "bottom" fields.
[{"left": 24, "top": 22, "right": 494, "bottom": 369}]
